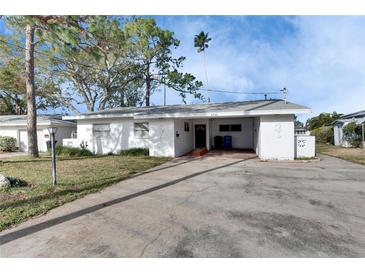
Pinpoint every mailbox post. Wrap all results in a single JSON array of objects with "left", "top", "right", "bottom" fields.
[{"left": 48, "top": 127, "right": 58, "bottom": 187}]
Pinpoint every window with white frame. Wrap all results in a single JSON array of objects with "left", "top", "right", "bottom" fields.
[
  {"left": 92, "top": 123, "right": 110, "bottom": 138},
  {"left": 134, "top": 122, "right": 149, "bottom": 138}
]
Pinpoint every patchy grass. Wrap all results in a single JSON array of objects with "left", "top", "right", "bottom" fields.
[
  {"left": 316, "top": 143, "right": 365, "bottom": 165},
  {"left": 295, "top": 157, "right": 317, "bottom": 161},
  {"left": 0, "top": 155, "right": 169, "bottom": 231}
]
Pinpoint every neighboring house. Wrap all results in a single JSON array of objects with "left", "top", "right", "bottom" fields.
[
  {"left": 333, "top": 110, "right": 365, "bottom": 147},
  {"left": 0, "top": 115, "right": 76, "bottom": 152},
  {"left": 63, "top": 99, "right": 312, "bottom": 160}
]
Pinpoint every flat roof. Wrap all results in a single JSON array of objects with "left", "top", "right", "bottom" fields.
[
  {"left": 0, "top": 115, "right": 76, "bottom": 127},
  {"left": 63, "top": 99, "right": 311, "bottom": 120}
]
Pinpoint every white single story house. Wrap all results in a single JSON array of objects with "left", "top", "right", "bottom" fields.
[
  {"left": 0, "top": 115, "right": 76, "bottom": 152},
  {"left": 62, "top": 99, "right": 312, "bottom": 160},
  {"left": 333, "top": 110, "right": 365, "bottom": 147}
]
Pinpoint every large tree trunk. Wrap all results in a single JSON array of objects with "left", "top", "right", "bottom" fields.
[
  {"left": 145, "top": 78, "right": 151, "bottom": 107},
  {"left": 25, "top": 24, "right": 39, "bottom": 157}
]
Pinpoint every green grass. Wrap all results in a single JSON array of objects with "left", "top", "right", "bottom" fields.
[
  {"left": 119, "top": 147, "right": 149, "bottom": 156},
  {"left": 0, "top": 155, "right": 169, "bottom": 231},
  {"left": 316, "top": 143, "right": 365, "bottom": 165},
  {"left": 295, "top": 156, "right": 317, "bottom": 160}
]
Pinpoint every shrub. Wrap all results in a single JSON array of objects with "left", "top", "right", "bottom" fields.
[
  {"left": 311, "top": 126, "right": 334, "bottom": 144},
  {"left": 343, "top": 122, "right": 362, "bottom": 147},
  {"left": 0, "top": 136, "right": 17, "bottom": 152},
  {"left": 54, "top": 146, "right": 93, "bottom": 157},
  {"left": 119, "top": 147, "right": 149, "bottom": 156},
  {"left": 7, "top": 176, "right": 28, "bottom": 187}
]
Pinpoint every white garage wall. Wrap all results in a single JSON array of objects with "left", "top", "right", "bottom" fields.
[
  {"left": 0, "top": 125, "right": 75, "bottom": 152},
  {"left": 210, "top": 118, "right": 254, "bottom": 149},
  {"left": 0, "top": 127, "right": 18, "bottom": 140},
  {"left": 259, "top": 115, "right": 295, "bottom": 160},
  {"left": 18, "top": 128, "right": 51, "bottom": 152},
  {"left": 174, "top": 119, "right": 194, "bottom": 157},
  {"left": 333, "top": 124, "right": 341, "bottom": 146}
]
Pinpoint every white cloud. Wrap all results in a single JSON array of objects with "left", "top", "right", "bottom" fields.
[{"left": 151, "top": 16, "right": 365, "bottom": 122}]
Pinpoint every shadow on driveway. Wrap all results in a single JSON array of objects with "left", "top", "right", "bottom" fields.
[{"left": 0, "top": 157, "right": 254, "bottom": 246}]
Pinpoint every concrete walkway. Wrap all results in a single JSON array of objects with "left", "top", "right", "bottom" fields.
[{"left": 1, "top": 153, "right": 365, "bottom": 257}]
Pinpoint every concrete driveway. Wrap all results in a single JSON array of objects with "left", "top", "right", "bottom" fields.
[{"left": 1, "top": 153, "right": 365, "bottom": 257}]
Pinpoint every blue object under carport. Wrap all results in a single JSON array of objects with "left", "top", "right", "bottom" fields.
[{"left": 223, "top": 135, "right": 232, "bottom": 149}]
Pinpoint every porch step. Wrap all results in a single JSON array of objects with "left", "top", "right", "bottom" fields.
[{"left": 191, "top": 147, "right": 208, "bottom": 157}]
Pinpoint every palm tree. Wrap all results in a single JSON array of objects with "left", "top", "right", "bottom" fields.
[{"left": 194, "top": 31, "right": 211, "bottom": 102}]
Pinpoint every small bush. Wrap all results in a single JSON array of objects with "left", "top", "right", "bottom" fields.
[
  {"left": 119, "top": 148, "right": 149, "bottom": 156},
  {"left": 0, "top": 136, "right": 17, "bottom": 152},
  {"left": 311, "top": 126, "right": 334, "bottom": 144},
  {"left": 54, "top": 146, "right": 93, "bottom": 157},
  {"left": 343, "top": 122, "right": 362, "bottom": 147}
]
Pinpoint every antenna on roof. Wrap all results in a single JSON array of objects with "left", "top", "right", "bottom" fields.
[{"left": 281, "top": 87, "right": 288, "bottom": 104}]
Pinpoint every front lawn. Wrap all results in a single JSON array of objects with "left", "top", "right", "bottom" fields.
[
  {"left": 0, "top": 155, "right": 169, "bottom": 231},
  {"left": 316, "top": 143, "right": 365, "bottom": 165}
]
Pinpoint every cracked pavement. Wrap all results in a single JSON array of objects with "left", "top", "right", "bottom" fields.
[{"left": 1, "top": 152, "right": 365, "bottom": 257}]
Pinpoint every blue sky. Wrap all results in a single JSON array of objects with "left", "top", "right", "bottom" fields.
[
  {"left": 149, "top": 16, "right": 365, "bottom": 122},
  {"left": 1, "top": 16, "right": 365, "bottom": 122}
]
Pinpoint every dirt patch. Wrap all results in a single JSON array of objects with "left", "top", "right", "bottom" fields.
[
  {"left": 0, "top": 191, "right": 27, "bottom": 204},
  {"left": 226, "top": 211, "right": 356, "bottom": 257}
]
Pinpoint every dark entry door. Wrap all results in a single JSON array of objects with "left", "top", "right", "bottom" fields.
[{"left": 195, "top": 124, "right": 206, "bottom": 148}]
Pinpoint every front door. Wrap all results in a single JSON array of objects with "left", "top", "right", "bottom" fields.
[{"left": 195, "top": 124, "right": 206, "bottom": 148}]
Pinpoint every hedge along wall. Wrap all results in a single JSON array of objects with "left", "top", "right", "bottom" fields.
[
  {"left": 0, "top": 136, "right": 17, "bottom": 152},
  {"left": 311, "top": 126, "right": 334, "bottom": 144}
]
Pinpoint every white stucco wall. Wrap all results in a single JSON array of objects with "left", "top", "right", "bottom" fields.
[
  {"left": 74, "top": 118, "right": 175, "bottom": 157},
  {"left": 295, "top": 135, "right": 315, "bottom": 158},
  {"left": 210, "top": 118, "right": 254, "bottom": 149},
  {"left": 334, "top": 124, "right": 342, "bottom": 146},
  {"left": 150, "top": 119, "right": 175, "bottom": 157},
  {"left": 76, "top": 118, "right": 150, "bottom": 154},
  {"left": 258, "top": 115, "right": 295, "bottom": 160},
  {"left": 0, "top": 125, "right": 75, "bottom": 152},
  {"left": 174, "top": 119, "right": 194, "bottom": 157},
  {"left": 64, "top": 114, "right": 300, "bottom": 160},
  {"left": 0, "top": 127, "right": 18, "bottom": 139}
]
